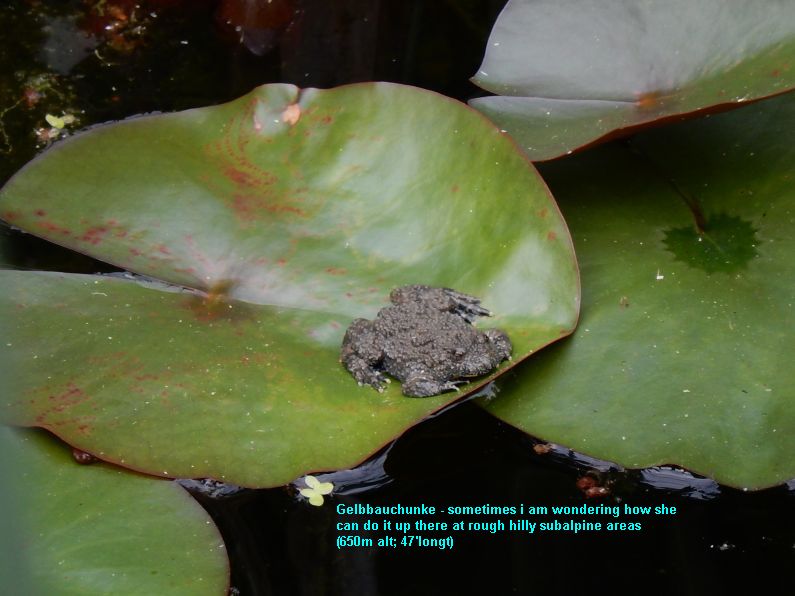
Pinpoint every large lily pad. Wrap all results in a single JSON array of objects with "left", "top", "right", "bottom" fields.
[
  {"left": 470, "top": 0, "right": 795, "bottom": 161},
  {"left": 0, "top": 83, "right": 579, "bottom": 487},
  {"left": 485, "top": 93, "right": 795, "bottom": 489},
  {"left": 1, "top": 427, "right": 228, "bottom": 595}
]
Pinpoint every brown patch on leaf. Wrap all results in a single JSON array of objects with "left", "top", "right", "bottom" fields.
[
  {"left": 31, "top": 382, "right": 95, "bottom": 435},
  {"left": 223, "top": 165, "right": 277, "bottom": 188},
  {"left": 81, "top": 226, "right": 109, "bottom": 245},
  {"left": 233, "top": 193, "right": 306, "bottom": 218},
  {"left": 36, "top": 221, "right": 71, "bottom": 236},
  {"left": 635, "top": 89, "right": 676, "bottom": 112},
  {"left": 201, "top": 100, "right": 314, "bottom": 224}
]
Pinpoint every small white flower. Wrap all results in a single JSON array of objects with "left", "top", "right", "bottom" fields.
[{"left": 299, "top": 475, "right": 334, "bottom": 506}]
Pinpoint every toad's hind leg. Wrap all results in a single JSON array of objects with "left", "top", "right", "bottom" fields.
[
  {"left": 340, "top": 319, "right": 386, "bottom": 391},
  {"left": 443, "top": 288, "right": 492, "bottom": 322},
  {"left": 390, "top": 285, "right": 491, "bottom": 322},
  {"left": 401, "top": 373, "right": 463, "bottom": 398}
]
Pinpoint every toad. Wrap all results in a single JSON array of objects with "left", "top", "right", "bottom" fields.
[{"left": 340, "top": 285, "right": 512, "bottom": 397}]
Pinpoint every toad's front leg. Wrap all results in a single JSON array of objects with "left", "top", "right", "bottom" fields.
[
  {"left": 342, "top": 353, "right": 388, "bottom": 391},
  {"left": 340, "top": 319, "right": 387, "bottom": 391}
]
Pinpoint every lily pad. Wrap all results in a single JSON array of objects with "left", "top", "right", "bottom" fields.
[
  {"left": 0, "top": 83, "right": 578, "bottom": 487},
  {"left": 0, "top": 426, "right": 228, "bottom": 595},
  {"left": 485, "top": 92, "right": 795, "bottom": 489},
  {"left": 470, "top": 0, "right": 795, "bottom": 161}
]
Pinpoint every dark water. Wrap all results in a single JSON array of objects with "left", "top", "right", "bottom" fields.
[
  {"left": 193, "top": 402, "right": 795, "bottom": 595},
  {"left": 1, "top": 2, "right": 793, "bottom": 594}
]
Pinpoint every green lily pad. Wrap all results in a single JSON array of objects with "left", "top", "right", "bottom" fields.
[
  {"left": 470, "top": 0, "right": 795, "bottom": 161},
  {"left": 0, "top": 83, "right": 579, "bottom": 487},
  {"left": 0, "top": 426, "right": 228, "bottom": 595},
  {"left": 485, "top": 93, "right": 795, "bottom": 489}
]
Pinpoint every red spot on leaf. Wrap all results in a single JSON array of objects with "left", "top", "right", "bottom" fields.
[
  {"left": 224, "top": 166, "right": 257, "bottom": 187},
  {"left": 156, "top": 244, "right": 171, "bottom": 255},
  {"left": 325, "top": 267, "right": 346, "bottom": 275},
  {"left": 232, "top": 193, "right": 306, "bottom": 219},
  {"left": 34, "top": 382, "right": 94, "bottom": 434},
  {"left": 34, "top": 209, "right": 46, "bottom": 217},
  {"left": 134, "top": 373, "right": 160, "bottom": 381},
  {"left": 636, "top": 92, "right": 659, "bottom": 109},
  {"left": 635, "top": 90, "right": 675, "bottom": 111},
  {"left": 538, "top": 208, "right": 548, "bottom": 218},
  {"left": 204, "top": 121, "right": 311, "bottom": 222},
  {"left": 37, "top": 221, "right": 72, "bottom": 236},
  {"left": 130, "top": 248, "right": 142, "bottom": 256},
  {"left": 50, "top": 383, "right": 83, "bottom": 403},
  {"left": 3, "top": 211, "right": 19, "bottom": 221},
  {"left": 547, "top": 231, "right": 557, "bottom": 241},
  {"left": 81, "top": 226, "right": 109, "bottom": 245},
  {"left": 451, "top": 184, "right": 459, "bottom": 193}
]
